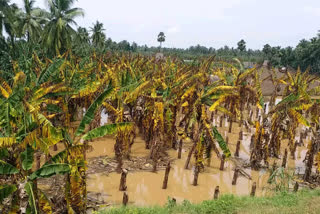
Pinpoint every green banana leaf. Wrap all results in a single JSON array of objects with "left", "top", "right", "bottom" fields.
[
  {"left": 29, "top": 163, "right": 70, "bottom": 180},
  {"left": 81, "top": 122, "right": 132, "bottom": 141},
  {"left": 0, "top": 160, "right": 19, "bottom": 175},
  {"left": 0, "top": 184, "right": 17, "bottom": 203},
  {"left": 20, "top": 145, "right": 34, "bottom": 171},
  {"left": 75, "top": 85, "right": 113, "bottom": 136},
  {"left": 212, "top": 127, "right": 231, "bottom": 157}
]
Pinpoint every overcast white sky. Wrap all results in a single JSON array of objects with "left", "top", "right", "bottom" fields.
[{"left": 11, "top": 0, "right": 320, "bottom": 49}]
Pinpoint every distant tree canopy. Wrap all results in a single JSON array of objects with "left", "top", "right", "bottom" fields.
[
  {"left": 157, "top": 32, "right": 165, "bottom": 49},
  {"left": 237, "top": 39, "right": 246, "bottom": 52},
  {"left": 1, "top": 0, "right": 320, "bottom": 73}
]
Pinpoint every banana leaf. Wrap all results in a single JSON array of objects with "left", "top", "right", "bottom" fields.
[
  {"left": 29, "top": 163, "right": 70, "bottom": 180},
  {"left": 0, "top": 160, "right": 19, "bottom": 175},
  {"left": 212, "top": 127, "right": 231, "bottom": 157},
  {"left": 25, "top": 182, "right": 38, "bottom": 214},
  {"left": 37, "top": 59, "right": 64, "bottom": 85},
  {"left": 75, "top": 85, "right": 113, "bottom": 136},
  {"left": 43, "top": 150, "right": 67, "bottom": 166},
  {"left": 20, "top": 145, "right": 34, "bottom": 171},
  {"left": 81, "top": 122, "right": 132, "bottom": 141},
  {"left": 0, "top": 184, "right": 17, "bottom": 203},
  {"left": 0, "top": 137, "right": 16, "bottom": 148}
]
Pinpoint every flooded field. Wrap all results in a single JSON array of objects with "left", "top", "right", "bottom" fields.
[
  {"left": 84, "top": 106, "right": 311, "bottom": 206},
  {"left": 33, "top": 98, "right": 314, "bottom": 210},
  {"left": 3, "top": 38, "right": 320, "bottom": 214}
]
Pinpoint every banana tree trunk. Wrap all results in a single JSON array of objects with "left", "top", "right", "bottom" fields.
[
  {"left": 304, "top": 133, "right": 319, "bottom": 181},
  {"left": 178, "top": 139, "right": 183, "bottom": 159},
  {"left": 185, "top": 143, "right": 196, "bottom": 169}
]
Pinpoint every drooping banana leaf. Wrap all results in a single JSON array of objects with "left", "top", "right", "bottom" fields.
[
  {"left": 288, "top": 109, "right": 310, "bottom": 127},
  {"left": 212, "top": 127, "right": 231, "bottom": 157},
  {"left": 20, "top": 145, "right": 34, "bottom": 171},
  {"left": 75, "top": 85, "right": 114, "bottom": 136},
  {"left": 29, "top": 163, "right": 70, "bottom": 180},
  {"left": 124, "top": 80, "right": 150, "bottom": 103},
  {"left": 25, "top": 182, "right": 38, "bottom": 214},
  {"left": 255, "top": 70, "right": 264, "bottom": 109},
  {"left": 233, "top": 58, "right": 244, "bottom": 73},
  {"left": 62, "top": 129, "right": 73, "bottom": 145},
  {"left": 46, "top": 104, "right": 62, "bottom": 113},
  {"left": 39, "top": 190, "right": 53, "bottom": 214},
  {"left": 0, "top": 137, "right": 16, "bottom": 149},
  {"left": 238, "top": 67, "right": 256, "bottom": 82},
  {"left": 0, "top": 184, "right": 17, "bottom": 203},
  {"left": 204, "top": 86, "right": 236, "bottom": 97},
  {"left": 277, "top": 93, "right": 299, "bottom": 106},
  {"left": 0, "top": 148, "right": 9, "bottom": 159},
  {"left": 209, "top": 95, "right": 228, "bottom": 112},
  {"left": 259, "top": 97, "right": 265, "bottom": 110},
  {"left": 81, "top": 122, "right": 132, "bottom": 141},
  {"left": 267, "top": 167, "right": 285, "bottom": 184},
  {"left": 37, "top": 59, "right": 64, "bottom": 85},
  {"left": 43, "top": 150, "right": 67, "bottom": 166},
  {"left": 0, "top": 160, "right": 19, "bottom": 175}
]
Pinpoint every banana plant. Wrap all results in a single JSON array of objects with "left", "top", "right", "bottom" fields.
[
  {"left": 0, "top": 145, "right": 70, "bottom": 213},
  {"left": 0, "top": 62, "right": 71, "bottom": 213},
  {"left": 267, "top": 68, "right": 320, "bottom": 159},
  {"left": 45, "top": 82, "right": 134, "bottom": 212}
]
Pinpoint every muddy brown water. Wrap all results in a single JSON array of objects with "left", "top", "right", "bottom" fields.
[{"left": 85, "top": 111, "right": 310, "bottom": 206}]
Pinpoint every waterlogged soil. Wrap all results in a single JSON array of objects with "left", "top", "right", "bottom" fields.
[
  {"left": 36, "top": 101, "right": 312, "bottom": 209},
  {"left": 85, "top": 112, "right": 311, "bottom": 207}
]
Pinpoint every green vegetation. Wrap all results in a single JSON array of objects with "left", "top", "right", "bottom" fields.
[
  {"left": 97, "top": 189, "right": 320, "bottom": 214},
  {"left": 2, "top": 0, "right": 320, "bottom": 72}
]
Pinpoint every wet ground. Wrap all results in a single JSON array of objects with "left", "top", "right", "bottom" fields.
[{"left": 85, "top": 105, "right": 311, "bottom": 206}]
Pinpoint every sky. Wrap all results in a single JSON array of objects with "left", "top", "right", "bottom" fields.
[{"left": 11, "top": 0, "right": 320, "bottom": 49}]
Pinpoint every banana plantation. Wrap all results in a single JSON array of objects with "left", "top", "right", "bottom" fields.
[{"left": 1, "top": 53, "right": 320, "bottom": 213}]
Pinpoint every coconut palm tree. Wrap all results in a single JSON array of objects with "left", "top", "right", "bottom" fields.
[
  {"left": 0, "top": 0, "right": 18, "bottom": 46},
  {"left": 73, "top": 26, "right": 91, "bottom": 55},
  {"left": 157, "top": 31, "right": 165, "bottom": 50},
  {"left": 75, "top": 26, "right": 90, "bottom": 44},
  {"left": 15, "top": 0, "right": 48, "bottom": 42},
  {"left": 90, "top": 21, "right": 106, "bottom": 48},
  {"left": 237, "top": 39, "right": 246, "bottom": 52},
  {"left": 0, "top": 0, "right": 11, "bottom": 38},
  {"left": 42, "top": 0, "right": 84, "bottom": 55}
]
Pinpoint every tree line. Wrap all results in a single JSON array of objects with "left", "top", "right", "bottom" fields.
[{"left": 1, "top": 0, "right": 320, "bottom": 73}]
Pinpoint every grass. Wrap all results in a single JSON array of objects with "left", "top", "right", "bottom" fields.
[{"left": 96, "top": 189, "right": 320, "bottom": 214}]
